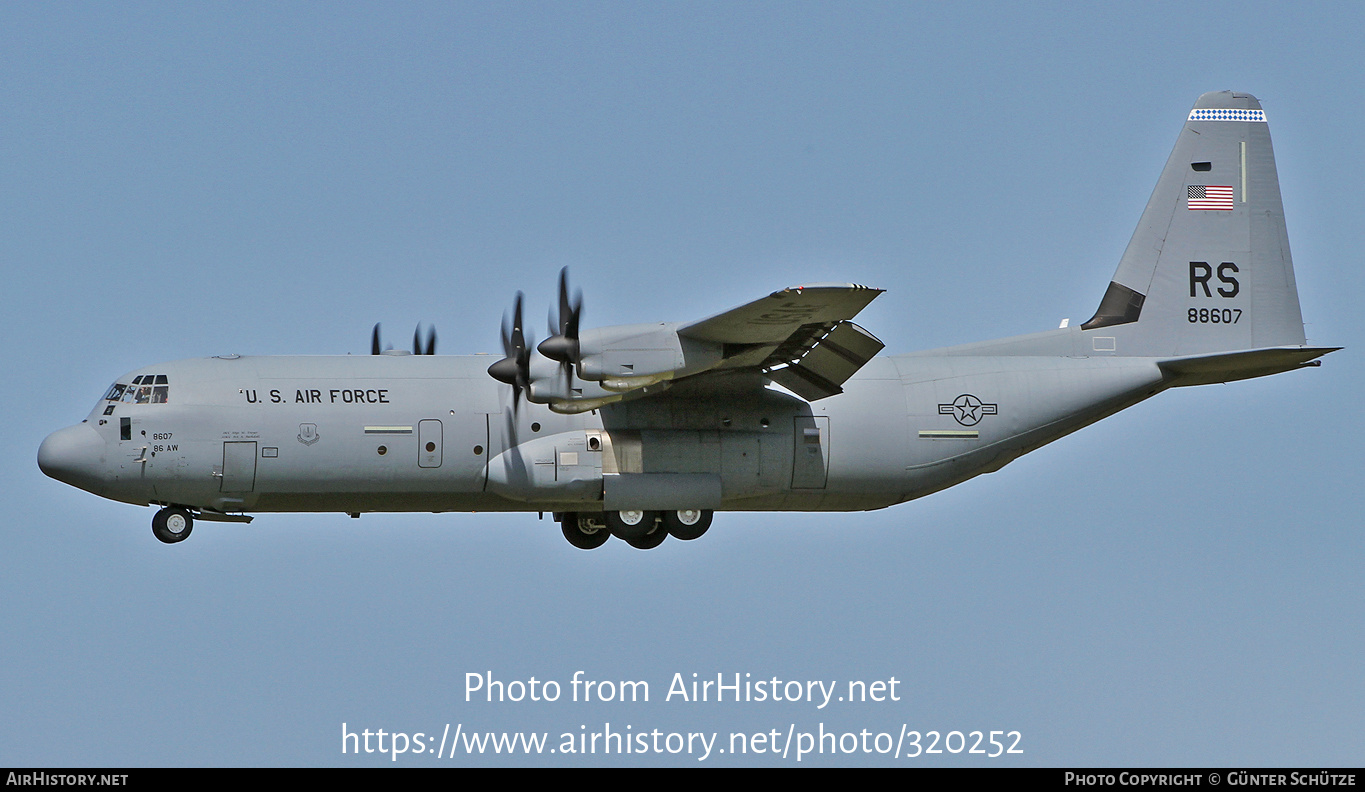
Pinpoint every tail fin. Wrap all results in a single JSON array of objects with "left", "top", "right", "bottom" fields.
[{"left": 1081, "top": 91, "right": 1307, "bottom": 357}]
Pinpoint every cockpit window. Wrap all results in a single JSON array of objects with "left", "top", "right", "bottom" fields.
[{"left": 106, "top": 375, "right": 170, "bottom": 405}]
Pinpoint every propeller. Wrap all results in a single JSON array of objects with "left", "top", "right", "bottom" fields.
[
  {"left": 413, "top": 323, "right": 437, "bottom": 355},
  {"left": 501, "top": 409, "right": 522, "bottom": 464},
  {"left": 537, "top": 266, "right": 583, "bottom": 376},
  {"left": 488, "top": 269, "right": 585, "bottom": 409},
  {"left": 371, "top": 322, "right": 436, "bottom": 355},
  {"left": 487, "top": 291, "right": 533, "bottom": 411}
]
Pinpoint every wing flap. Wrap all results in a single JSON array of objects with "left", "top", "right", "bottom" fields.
[{"left": 764, "top": 321, "right": 885, "bottom": 400}]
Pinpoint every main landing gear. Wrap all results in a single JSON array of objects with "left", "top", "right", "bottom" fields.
[
  {"left": 558, "top": 509, "right": 713, "bottom": 550},
  {"left": 560, "top": 513, "right": 611, "bottom": 550},
  {"left": 662, "top": 508, "right": 712, "bottom": 541},
  {"left": 151, "top": 506, "right": 194, "bottom": 544}
]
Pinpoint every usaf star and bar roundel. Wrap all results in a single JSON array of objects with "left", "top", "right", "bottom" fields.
[{"left": 939, "top": 394, "right": 998, "bottom": 427}]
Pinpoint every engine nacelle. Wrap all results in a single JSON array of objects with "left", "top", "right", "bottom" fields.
[
  {"left": 485, "top": 430, "right": 604, "bottom": 503},
  {"left": 576, "top": 323, "right": 722, "bottom": 383}
]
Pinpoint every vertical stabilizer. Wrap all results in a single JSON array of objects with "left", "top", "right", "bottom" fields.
[{"left": 1082, "top": 91, "right": 1306, "bottom": 356}]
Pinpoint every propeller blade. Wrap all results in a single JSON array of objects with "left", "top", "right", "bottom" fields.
[
  {"left": 499, "top": 310, "right": 512, "bottom": 358},
  {"left": 371, "top": 323, "right": 381, "bottom": 356},
  {"left": 511, "top": 292, "right": 525, "bottom": 354},
  {"left": 410, "top": 324, "right": 437, "bottom": 355},
  {"left": 502, "top": 410, "right": 520, "bottom": 455},
  {"left": 567, "top": 286, "right": 582, "bottom": 340},
  {"left": 558, "top": 267, "right": 572, "bottom": 335}
]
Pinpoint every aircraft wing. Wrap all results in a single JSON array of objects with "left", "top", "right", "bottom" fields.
[
  {"left": 527, "top": 283, "right": 886, "bottom": 412},
  {"left": 678, "top": 284, "right": 886, "bottom": 401},
  {"left": 678, "top": 283, "right": 884, "bottom": 345}
]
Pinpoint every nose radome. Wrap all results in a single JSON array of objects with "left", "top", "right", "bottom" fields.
[{"left": 38, "top": 423, "right": 107, "bottom": 493}]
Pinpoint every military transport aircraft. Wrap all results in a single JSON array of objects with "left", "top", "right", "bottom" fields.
[{"left": 38, "top": 91, "right": 1336, "bottom": 550}]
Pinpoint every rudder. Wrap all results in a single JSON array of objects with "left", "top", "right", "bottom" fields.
[{"left": 1081, "top": 91, "right": 1306, "bottom": 357}]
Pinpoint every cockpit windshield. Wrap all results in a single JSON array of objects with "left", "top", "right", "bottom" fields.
[{"left": 104, "top": 374, "right": 169, "bottom": 405}]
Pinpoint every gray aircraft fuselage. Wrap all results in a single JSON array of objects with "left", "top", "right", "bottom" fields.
[{"left": 42, "top": 340, "right": 1172, "bottom": 516}]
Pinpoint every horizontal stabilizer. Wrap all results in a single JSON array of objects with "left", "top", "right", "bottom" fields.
[{"left": 1159, "top": 346, "right": 1339, "bottom": 387}]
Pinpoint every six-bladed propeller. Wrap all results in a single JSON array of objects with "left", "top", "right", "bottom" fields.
[
  {"left": 365, "top": 269, "right": 583, "bottom": 414},
  {"left": 486, "top": 268, "right": 588, "bottom": 410},
  {"left": 538, "top": 267, "right": 583, "bottom": 375},
  {"left": 486, "top": 291, "right": 533, "bottom": 410},
  {"left": 370, "top": 323, "right": 437, "bottom": 355}
]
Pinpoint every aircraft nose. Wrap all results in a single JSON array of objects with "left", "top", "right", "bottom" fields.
[{"left": 38, "top": 423, "right": 107, "bottom": 493}]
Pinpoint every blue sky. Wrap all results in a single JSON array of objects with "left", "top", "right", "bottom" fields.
[{"left": 4, "top": 2, "right": 1361, "bottom": 766}]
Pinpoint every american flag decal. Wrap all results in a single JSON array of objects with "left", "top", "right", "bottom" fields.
[{"left": 1188, "top": 185, "right": 1234, "bottom": 210}]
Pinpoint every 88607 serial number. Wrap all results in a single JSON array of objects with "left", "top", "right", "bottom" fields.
[{"left": 1189, "top": 308, "right": 1242, "bottom": 323}]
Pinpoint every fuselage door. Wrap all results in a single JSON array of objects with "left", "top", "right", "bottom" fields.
[
  {"left": 221, "top": 441, "right": 258, "bottom": 492},
  {"left": 792, "top": 415, "right": 830, "bottom": 489},
  {"left": 419, "top": 419, "right": 443, "bottom": 468}
]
